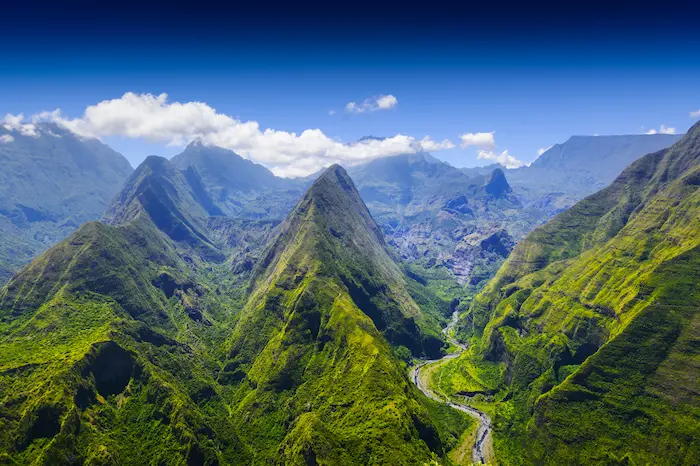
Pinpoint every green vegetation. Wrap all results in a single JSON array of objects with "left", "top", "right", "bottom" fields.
[
  {"left": 437, "top": 122, "right": 700, "bottom": 464},
  {"left": 223, "top": 165, "right": 464, "bottom": 463},
  {"left": 3, "top": 124, "right": 693, "bottom": 464},
  {"left": 0, "top": 160, "right": 474, "bottom": 464}
]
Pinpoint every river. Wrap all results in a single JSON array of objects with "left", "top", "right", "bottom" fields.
[{"left": 411, "top": 311, "right": 493, "bottom": 465}]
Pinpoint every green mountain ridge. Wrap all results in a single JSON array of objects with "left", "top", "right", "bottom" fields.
[
  {"left": 0, "top": 160, "right": 470, "bottom": 464},
  {"left": 220, "top": 164, "right": 467, "bottom": 464},
  {"left": 0, "top": 155, "right": 253, "bottom": 464},
  {"left": 444, "top": 122, "right": 700, "bottom": 464}
]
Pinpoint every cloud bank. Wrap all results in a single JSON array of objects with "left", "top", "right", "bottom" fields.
[
  {"left": 2, "top": 113, "right": 38, "bottom": 137},
  {"left": 459, "top": 130, "right": 525, "bottom": 168},
  {"left": 690, "top": 109, "right": 700, "bottom": 119},
  {"left": 28, "top": 92, "right": 451, "bottom": 177}
]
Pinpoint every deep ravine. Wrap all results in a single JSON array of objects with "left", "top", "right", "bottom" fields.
[{"left": 411, "top": 311, "right": 493, "bottom": 465}]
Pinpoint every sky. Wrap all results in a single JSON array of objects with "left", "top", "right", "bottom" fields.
[{"left": 1, "top": 3, "right": 699, "bottom": 176}]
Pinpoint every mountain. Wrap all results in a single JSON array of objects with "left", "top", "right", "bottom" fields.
[
  {"left": 104, "top": 155, "right": 224, "bottom": 262},
  {"left": 347, "top": 153, "right": 542, "bottom": 287},
  {"left": 504, "top": 133, "right": 683, "bottom": 212},
  {"left": 0, "top": 161, "right": 470, "bottom": 464},
  {"left": 170, "top": 140, "right": 303, "bottom": 220},
  {"left": 222, "top": 165, "right": 467, "bottom": 463},
  {"left": 0, "top": 156, "right": 254, "bottom": 464},
  {"left": 443, "top": 123, "right": 700, "bottom": 464},
  {"left": 0, "top": 123, "right": 133, "bottom": 282}
]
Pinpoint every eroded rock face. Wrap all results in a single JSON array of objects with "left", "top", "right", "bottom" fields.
[{"left": 448, "top": 229, "right": 515, "bottom": 286}]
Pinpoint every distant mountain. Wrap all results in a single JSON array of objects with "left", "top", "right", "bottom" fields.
[
  {"left": 451, "top": 123, "right": 700, "bottom": 464},
  {"left": 104, "top": 155, "right": 225, "bottom": 261},
  {"left": 0, "top": 123, "right": 133, "bottom": 282},
  {"left": 500, "top": 133, "right": 683, "bottom": 212},
  {"left": 170, "top": 140, "right": 303, "bottom": 219},
  {"left": 347, "top": 153, "right": 542, "bottom": 287}
]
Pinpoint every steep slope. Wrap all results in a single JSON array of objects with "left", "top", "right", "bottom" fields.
[
  {"left": 222, "top": 165, "right": 467, "bottom": 464},
  {"left": 446, "top": 123, "right": 700, "bottom": 464},
  {"left": 0, "top": 123, "right": 133, "bottom": 282},
  {"left": 0, "top": 160, "right": 471, "bottom": 465},
  {"left": 0, "top": 157, "right": 251, "bottom": 465},
  {"left": 104, "top": 155, "right": 224, "bottom": 262}
]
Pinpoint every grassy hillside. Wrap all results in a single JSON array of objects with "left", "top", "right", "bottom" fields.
[
  {"left": 0, "top": 155, "right": 255, "bottom": 464},
  {"left": 0, "top": 219, "right": 252, "bottom": 465},
  {"left": 436, "top": 122, "right": 700, "bottom": 464}
]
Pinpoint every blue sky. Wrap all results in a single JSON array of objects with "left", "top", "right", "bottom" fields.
[{"left": 1, "top": 4, "right": 699, "bottom": 174}]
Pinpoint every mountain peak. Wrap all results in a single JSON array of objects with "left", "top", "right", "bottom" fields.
[
  {"left": 484, "top": 167, "right": 512, "bottom": 197},
  {"left": 357, "top": 135, "right": 386, "bottom": 142},
  {"left": 248, "top": 164, "right": 438, "bottom": 354},
  {"left": 313, "top": 164, "right": 354, "bottom": 190},
  {"left": 139, "top": 155, "right": 170, "bottom": 172},
  {"left": 189, "top": 137, "right": 204, "bottom": 146},
  {"left": 171, "top": 140, "right": 290, "bottom": 199}
]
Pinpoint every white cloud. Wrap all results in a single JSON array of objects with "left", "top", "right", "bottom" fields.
[
  {"left": 345, "top": 94, "right": 398, "bottom": 113},
  {"left": 328, "top": 109, "right": 336, "bottom": 116},
  {"left": 459, "top": 130, "right": 522, "bottom": 168},
  {"left": 477, "top": 149, "right": 525, "bottom": 169},
  {"left": 459, "top": 131, "right": 496, "bottom": 149},
  {"left": 417, "top": 136, "right": 455, "bottom": 151},
  {"left": 0, "top": 134, "right": 14, "bottom": 143},
  {"left": 376, "top": 94, "right": 398, "bottom": 110},
  {"left": 2, "top": 113, "right": 38, "bottom": 137},
  {"left": 646, "top": 125, "right": 676, "bottom": 135},
  {"left": 42, "top": 92, "right": 452, "bottom": 177},
  {"left": 690, "top": 109, "right": 700, "bottom": 119}
]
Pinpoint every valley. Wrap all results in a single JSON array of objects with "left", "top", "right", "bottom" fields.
[
  {"left": 3, "top": 10, "right": 699, "bottom": 465},
  {"left": 0, "top": 118, "right": 697, "bottom": 465},
  {"left": 412, "top": 311, "right": 493, "bottom": 465}
]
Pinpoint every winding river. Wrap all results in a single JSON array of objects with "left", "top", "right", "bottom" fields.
[{"left": 411, "top": 311, "right": 493, "bottom": 465}]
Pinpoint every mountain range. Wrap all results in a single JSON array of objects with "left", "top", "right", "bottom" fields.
[
  {"left": 436, "top": 123, "right": 700, "bottom": 464},
  {"left": 0, "top": 129, "right": 680, "bottom": 291},
  {"left": 0, "top": 158, "right": 469, "bottom": 464},
  {"left": 474, "top": 133, "right": 684, "bottom": 214},
  {"left": 0, "top": 122, "right": 695, "bottom": 464},
  {"left": 0, "top": 123, "right": 133, "bottom": 282}
]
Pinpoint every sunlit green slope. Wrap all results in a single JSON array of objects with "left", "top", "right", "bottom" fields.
[
  {"left": 223, "top": 165, "right": 469, "bottom": 464},
  {"left": 450, "top": 121, "right": 700, "bottom": 464},
  {"left": 0, "top": 157, "right": 251, "bottom": 465},
  {"left": 0, "top": 159, "right": 470, "bottom": 465}
]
